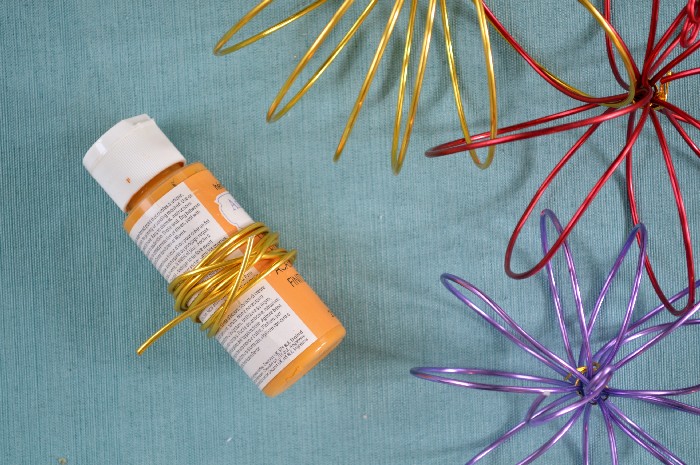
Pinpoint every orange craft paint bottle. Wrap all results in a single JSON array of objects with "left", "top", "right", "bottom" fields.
[{"left": 83, "top": 115, "right": 345, "bottom": 396}]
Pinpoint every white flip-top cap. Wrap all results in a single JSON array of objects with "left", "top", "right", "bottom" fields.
[{"left": 83, "top": 115, "right": 186, "bottom": 211}]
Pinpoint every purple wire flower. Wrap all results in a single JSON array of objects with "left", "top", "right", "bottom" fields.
[{"left": 412, "top": 210, "right": 700, "bottom": 464}]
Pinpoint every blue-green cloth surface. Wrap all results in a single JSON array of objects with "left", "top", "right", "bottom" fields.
[{"left": 2, "top": 1, "right": 699, "bottom": 463}]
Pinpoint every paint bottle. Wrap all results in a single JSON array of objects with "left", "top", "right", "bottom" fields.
[{"left": 83, "top": 115, "right": 345, "bottom": 397}]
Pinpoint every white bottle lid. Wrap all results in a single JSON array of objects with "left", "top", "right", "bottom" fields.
[{"left": 83, "top": 115, "right": 186, "bottom": 211}]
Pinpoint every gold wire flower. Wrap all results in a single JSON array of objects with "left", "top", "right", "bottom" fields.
[{"left": 214, "top": 0, "right": 498, "bottom": 173}]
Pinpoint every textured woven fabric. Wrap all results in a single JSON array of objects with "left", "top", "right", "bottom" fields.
[{"left": 1, "top": 1, "right": 698, "bottom": 463}]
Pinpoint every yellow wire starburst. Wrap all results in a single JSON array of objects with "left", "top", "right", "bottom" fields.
[
  {"left": 214, "top": 0, "right": 499, "bottom": 173},
  {"left": 214, "top": 1, "right": 632, "bottom": 174}
]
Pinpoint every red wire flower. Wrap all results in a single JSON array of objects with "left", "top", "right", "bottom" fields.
[{"left": 428, "top": 1, "right": 700, "bottom": 315}]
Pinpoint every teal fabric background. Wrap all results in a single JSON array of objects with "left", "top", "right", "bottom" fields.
[{"left": 1, "top": 1, "right": 699, "bottom": 463}]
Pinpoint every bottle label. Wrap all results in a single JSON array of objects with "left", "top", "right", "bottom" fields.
[{"left": 126, "top": 169, "right": 319, "bottom": 390}]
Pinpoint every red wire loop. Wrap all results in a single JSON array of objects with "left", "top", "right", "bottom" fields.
[
  {"left": 688, "top": 0, "right": 700, "bottom": 23},
  {"left": 427, "top": 2, "right": 699, "bottom": 315},
  {"left": 681, "top": 0, "right": 700, "bottom": 47}
]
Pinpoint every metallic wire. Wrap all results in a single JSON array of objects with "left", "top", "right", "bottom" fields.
[
  {"left": 391, "top": 0, "right": 437, "bottom": 173},
  {"left": 213, "top": 0, "right": 638, "bottom": 171},
  {"left": 441, "top": 0, "right": 497, "bottom": 169},
  {"left": 265, "top": 0, "right": 357, "bottom": 122},
  {"left": 213, "top": 0, "right": 329, "bottom": 56},
  {"left": 214, "top": 0, "right": 502, "bottom": 173},
  {"left": 137, "top": 222, "right": 296, "bottom": 355},
  {"left": 412, "top": 210, "right": 700, "bottom": 464},
  {"left": 428, "top": 1, "right": 700, "bottom": 315},
  {"left": 481, "top": 0, "right": 636, "bottom": 107}
]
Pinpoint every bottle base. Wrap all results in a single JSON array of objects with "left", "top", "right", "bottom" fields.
[{"left": 261, "top": 324, "right": 346, "bottom": 397}]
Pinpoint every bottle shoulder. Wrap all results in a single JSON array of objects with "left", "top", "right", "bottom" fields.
[{"left": 123, "top": 162, "right": 208, "bottom": 228}]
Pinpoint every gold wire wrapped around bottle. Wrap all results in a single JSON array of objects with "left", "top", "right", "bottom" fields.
[
  {"left": 137, "top": 222, "right": 296, "bottom": 355},
  {"left": 213, "top": 0, "right": 636, "bottom": 173}
]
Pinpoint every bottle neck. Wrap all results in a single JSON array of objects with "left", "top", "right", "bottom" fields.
[{"left": 124, "top": 162, "right": 185, "bottom": 213}]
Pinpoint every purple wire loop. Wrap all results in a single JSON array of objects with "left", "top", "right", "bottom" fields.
[{"left": 412, "top": 210, "right": 700, "bottom": 464}]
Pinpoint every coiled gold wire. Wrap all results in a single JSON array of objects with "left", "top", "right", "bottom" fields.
[
  {"left": 137, "top": 222, "right": 296, "bottom": 355},
  {"left": 213, "top": 0, "right": 636, "bottom": 173}
]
